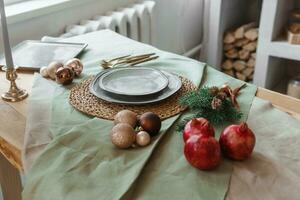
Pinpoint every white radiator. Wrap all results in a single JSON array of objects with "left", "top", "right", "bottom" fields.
[{"left": 57, "top": 1, "right": 155, "bottom": 45}]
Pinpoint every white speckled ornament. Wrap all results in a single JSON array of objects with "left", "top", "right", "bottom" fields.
[
  {"left": 114, "top": 110, "right": 138, "bottom": 128},
  {"left": 66, "top": 58, "right": 83, "bottom": 76},
  {"left": 47, "top": 61, "right": 63, "bottom": 80},
  {"left": 136, "top": 131, "right": 151, "bottom": 146},
  {"left": 40, "top": 66, "right": 49, "bottom": 78}
]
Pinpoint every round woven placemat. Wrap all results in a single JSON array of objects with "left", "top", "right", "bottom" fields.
[{"left": 69, "top": 76, "right": 197, "bottom": 120}]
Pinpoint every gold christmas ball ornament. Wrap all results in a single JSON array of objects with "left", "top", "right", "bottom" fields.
[
  {"left": 139, "top": 112, "right": 161, "bottom": 137},
  {"left": 40, "top": 66, "right": 49, "bottom": 78},
  {"left": 55, "top": 66, "right": 74, "bottom": 85},
  {"left": 114, "top": 110, "right": 138, "bottom": 128},
  {"left": 66, "top": 58, "right": 83, "bottom": 76},
  {"left": 136, "top": 131, "right": 151, "bottom": 146},
  {"left": 111, "top": 123, "right": 136, "bottom": 149},
  {"left": 47, "top": 61, "right": 64, "bottom": 80}
]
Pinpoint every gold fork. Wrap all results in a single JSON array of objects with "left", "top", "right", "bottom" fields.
[{"left": 101, "top": 53, "right": 158, "bottom": 69}]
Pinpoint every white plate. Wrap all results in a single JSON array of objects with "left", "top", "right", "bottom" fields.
[
  {"left": 90, "top": 69, "right": 182, "bottom": 105},
  {"left": 99, "top": 67, "right": 169, "bottom": 96}
]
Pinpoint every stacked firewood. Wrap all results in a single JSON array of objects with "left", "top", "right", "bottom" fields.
[{"left": 222, "top": 22, "right": 258, "bottom": 82}]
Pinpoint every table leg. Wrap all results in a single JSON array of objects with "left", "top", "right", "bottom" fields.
[{"left": 0, "top": 153, "right": 22, "bottom": 200}]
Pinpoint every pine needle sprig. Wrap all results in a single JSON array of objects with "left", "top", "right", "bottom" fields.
[
  {"left": 180, "top": 87, "right": 213, "bottom": 110},
  {"left": 177, "top": 86, "right": 242, "bottom": 131}
]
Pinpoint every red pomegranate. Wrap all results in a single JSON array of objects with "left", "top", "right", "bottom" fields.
[
  {"left": 183, "top": 118, "right": 215, "bottom": 143},
  {"left": 184, "top": 135, "right": 221, "bottom": 170},
  {"left": 219, "top": 122, "right": 255, "bottom": 161}
]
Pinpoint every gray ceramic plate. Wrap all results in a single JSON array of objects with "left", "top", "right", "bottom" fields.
[
  {"left": 90, "top": 69, "right": 182, "bottom": 105},
  {"left": 99, "top": 67, "right": 169, "bottom": 96}
]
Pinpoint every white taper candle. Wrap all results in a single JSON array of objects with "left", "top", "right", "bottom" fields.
[{"left": 0, "top": 0, "right": 14, "bottom": 69}]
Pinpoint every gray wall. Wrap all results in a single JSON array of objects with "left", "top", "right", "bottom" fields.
[
  {"left": 150, "top": 0, "right": 203, "bottom": 54},
  {"left": 1, "top": 0, "right": 204, "bottom": 55}
]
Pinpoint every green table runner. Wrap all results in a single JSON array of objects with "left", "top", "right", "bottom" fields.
[{"left": 23, "top": 30, "right": 257, "bottom": 200}]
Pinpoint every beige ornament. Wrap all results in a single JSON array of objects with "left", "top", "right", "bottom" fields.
[
  {"left": 66, "top": 58, "right": 83, "bottom": 76},
  {"left": 55, "top": 66, "right": 74, "bottom": 85},
  {"left": 40, "top": 66, "right": 49, "bottom": 78},
  {"left": 47, "top": 61, "right": 63, "bottom": 80},
  {"left": 114, "top": 110, "right": 138, "bottom": 128},
  {"left": 111, "top": 123, "right": 136, "bottom": 149},
  {"left": 136, "top": 131, "right": 151, "bottom": 146}
]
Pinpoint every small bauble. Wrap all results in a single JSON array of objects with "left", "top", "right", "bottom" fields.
[
  {"left": 136, "top": 131, "right": 151, "bottom": 146},
  {"left": 40, "top": 66, "right": 49, "bottom": 78},
  {"left": 139, "top": 112, "right": 161, "bottom": 137},
  {"left": 47, "top": 61, "right": 63, "bottom": 80},
  {"left": 55, "top": 66, "right": 74, "bottom": 85},
  {"left": 219, "top": 122, "right": 255, "bottom": 161},
  {"left": 111, "top": 123, "right": 136, "bottom": 149},
  {"left": 114, "top": 110, "right": 138, "bottom": 128},
  {"left": 184, "top": 135, "right": 221, "bottom": 170},
  {"left": 66, "top": 58, "right": 83, "bottom": 76}
]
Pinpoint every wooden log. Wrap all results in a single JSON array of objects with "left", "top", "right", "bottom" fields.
[
  {"left": 233, "top": 60, "right": 246, "bottom": 72},
  {"left": 251, "top": 53, "right": 256, "bottom": 59},
  {"left": 223, "top": 69, "right": 235, "bottom": 77},
  {"left": 224, "top": 44, "right": 235, "bottom": 51},
  {"left": 248, "top": 73, "right": 254, "bottom": 80},
  {"left": 244, "top": 28, "right": 258, "bottom": 41},
  {"left": 222, "top": 59, "right": 234, "bottom": 70},
  {"left": 242, "top": 67, "right": 254, "bottom": 77},
  {"left": 287, "top": 23, "right": 300, "bottom": 44},
  {"left": 246, "top": 58, "right": 256, "bottom": 68},
  {"left": 243, "top": 41, "right": 257, "bottom": 52},
  {"left": 238, "top": 49, "right": 251, "bottom": 60},
  {"left": 234, "top": 22, "right": 257, "bottom": 39},
  {"left": 225, "top": 49, "right": 238, "bottom": 59},
  {"left": 224, "top": 32, "right": 236, "bottom": 44},
  {"left": 234, "top": 38, "right": 250, "bottom": 47},
  {"left": 236, "top": 72, "right": 247, "bottom": 81}
]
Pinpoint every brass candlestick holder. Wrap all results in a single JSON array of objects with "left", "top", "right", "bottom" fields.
[{"left": 1, "top": 67, "right": 28, "bottom": 102}]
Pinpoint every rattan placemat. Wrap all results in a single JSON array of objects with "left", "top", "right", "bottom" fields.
[{"left": 69, "top": 76, "right": 197, "bottom": 120}]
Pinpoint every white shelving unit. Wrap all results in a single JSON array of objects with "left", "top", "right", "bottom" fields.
[
  {"left": 254, "top": 0, "right": 300, "bottom": 90},
  {"left": 201, "top": 0, "right": 262, "bottom": 68},
  {"left": 201, "top": 0, "right": 300, "bottom": 95},
  {"left": 269, "top": 40, "right": 300, "bottom": 60}
]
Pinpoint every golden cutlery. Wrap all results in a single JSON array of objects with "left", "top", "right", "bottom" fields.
[
  {"left": 101, "top": 53, "right": 157, "bottom": 69},
  {"left": 129, "top": 56, "right": 159, "bottom": 66}
]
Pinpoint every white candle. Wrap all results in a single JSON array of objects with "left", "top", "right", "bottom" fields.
[{"left": 0, "top": 0, "right": 14, "bottom": 69}]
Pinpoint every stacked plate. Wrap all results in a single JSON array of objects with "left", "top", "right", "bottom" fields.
[{"left": 89, "top": 67, "right": 182, "bottom": 105}]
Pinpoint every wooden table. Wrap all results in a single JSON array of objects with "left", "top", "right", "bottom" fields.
[
  {"left": 0, "top": 70, "right": 300, "bottom": 200},
  {"left": 0, "top": 71, "right": 33, "bottom": 200}
]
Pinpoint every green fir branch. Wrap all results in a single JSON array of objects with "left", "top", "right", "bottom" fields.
[{"left": 177, "top": 86, "right": 242, "bottom": 131}]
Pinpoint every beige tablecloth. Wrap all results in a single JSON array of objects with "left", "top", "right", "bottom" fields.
[{"left": 228, "top": 97, "right": 300, "bottom": 200}]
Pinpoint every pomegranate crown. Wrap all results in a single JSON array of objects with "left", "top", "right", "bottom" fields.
[{"left": 239, "top": 122, "right": 248, "bottom": 132}]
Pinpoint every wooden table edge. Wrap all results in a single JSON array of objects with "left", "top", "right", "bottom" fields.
[
  {"left": 256, "top": 87, "right": 300, "bottom": 120},
  {"left": 0, "top": 137, "right": 23, "bottom": 172}
]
